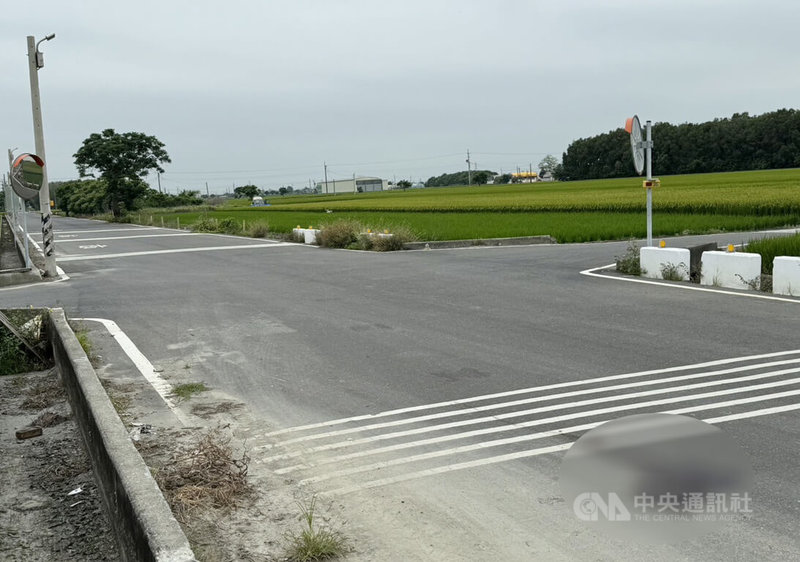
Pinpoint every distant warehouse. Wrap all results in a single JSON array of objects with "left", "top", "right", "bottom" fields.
[{"left": 315, "top": 176, "right": 387, "bottom": 194}]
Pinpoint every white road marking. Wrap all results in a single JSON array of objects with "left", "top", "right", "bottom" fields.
[
  {"left": 262, "top": 375, "right": 800, "bottom": 462},
  {"left": 263, "top": 361, "right": 800, "bottom": 448},
  {"left": 58, "top": 233, "right": 199, "bottom": 243},
  {"left": 73, "top": 318, "right": 190, "bottom": 426},
  {"left": 77, "top": 244, "right": 108, "bottom": 249},
  {"left": 581, "top": 263, "right": 800, "bottom": 304},
  {"left": 327, "top": 400, "right": 800, "bottom": 495},
  {"left": 54, "top": 227, "right": 159, "bottom": 234},
  {"left": 257, "top": 349, "right": 800, "bottom": 494},
  {"left": 262, "top": 349, "right": 800, "bottom": 438},
  {"left": 58, "top": 242, "right": 294, "bottom": 262},
  {"left": 296, "top": 387, "right": 800, "bottom": 482},
  {"left": 276, "top": 380, "right": 800, "bottom": 473}
]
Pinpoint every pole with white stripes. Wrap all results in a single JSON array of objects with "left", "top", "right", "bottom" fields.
[{"left": 27, "top": 34, "right": 57, "bottom": 277}]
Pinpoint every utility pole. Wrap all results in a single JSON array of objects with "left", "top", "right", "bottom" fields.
[
  {"left": 466, "top": 150, "right": 472, "bottom": 186},
  {"left": 157, "top": 171, "right": 162, "bottom": 193},
  {"left": 27, "top": 34, "right": 57, "bottom": 277},
  {"left": 205, "top": 182, "right": 209, "bottom": 197},
  {"left": 353, "top": 172, "right": 356, "bottom": 194},
  {"left": 324, "top": 162, "right": 329, "bottom": 194}
]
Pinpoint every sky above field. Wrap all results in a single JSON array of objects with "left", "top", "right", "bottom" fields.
[{"left": 2, "top": 0, "right": 798, "bottom": 193}]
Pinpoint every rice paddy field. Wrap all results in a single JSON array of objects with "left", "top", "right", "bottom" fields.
[{"left": 137, "top": 169, "right": 800, "bottom": 243}]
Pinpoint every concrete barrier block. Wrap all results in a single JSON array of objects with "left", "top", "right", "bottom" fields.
[
  {"left": 303, "top": 229, "right": 320, "bottom": 244},
  {"left": 700, "top": 251, "right": 761, "bottom": 289},
  {"left": 639, "top": 247, "right": 690, "bottom": 280},
  {"left": 773, "top": 256, "right": 800, "bottom": 296}
]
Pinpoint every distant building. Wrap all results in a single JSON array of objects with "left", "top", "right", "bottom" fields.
[
  {"left": 315, "top": 176, "right": 387, "bottom": 194},
  {"left": 511, "top": 171, "right": 538, "bottom": 183}
]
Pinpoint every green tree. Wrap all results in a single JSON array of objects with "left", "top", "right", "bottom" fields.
[
  {"left": 233, "top": 185, "right": 259, "bottom": 199},
  {"left": 538, "top": 154, "right": 560, "bottom": 176},
  {"left": 73, "top": 129, "right": 170, "bottom": 217},
  {"left": 472, "top": 171, "right": 489, "bottom": 185},
  {"left": 396, "top": 180, "right": 412, "bottom": 189}
]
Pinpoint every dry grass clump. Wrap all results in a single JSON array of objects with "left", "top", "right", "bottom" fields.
[
  {"left": 247, "top": 221, "right": 270, "bottom": 238},
  {"left": 316, "top": 220, "right": 362, "bottom": 248},
  {"left": 156, "top": 428, "right": 252, "bottom": 521}
]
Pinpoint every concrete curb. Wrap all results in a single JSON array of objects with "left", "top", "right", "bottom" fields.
[
  {"left": 403, "top": 235, "right": 555, "bottom": 250},
  {"left": 49, "top": 308, "right": 196, "bottom": 562}
]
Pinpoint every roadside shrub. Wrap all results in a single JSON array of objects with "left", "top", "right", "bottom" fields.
[
  {"left": 0, "top": 327, "right": 30, "bottom": 375},
  {"left": 615, "top": 241, "right": 644, "bottom": 276},
  {"left": 317, "top": 220, "right": 361, "bottom": 248},
  {"left": 247, "top": 222, "right": 269, "bottom": 238},
  {"left": 372, "top": 233, "right": 406, "bottom": 252},
  {"left": 216, "top": 217, "right": 240, "bottom": 235},
  {"left": 191, "top": 217, "right": 219, "bottom": 232},
  {"left": 349, "top": 233, "right": 374, "bottom": 251},
  {"left": 373, "top": 225, "right": 417, "bottom": 251}
]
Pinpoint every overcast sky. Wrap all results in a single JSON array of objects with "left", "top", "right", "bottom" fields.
[{"left": 2, "top": 1, "right": 798, "bottom": 193}]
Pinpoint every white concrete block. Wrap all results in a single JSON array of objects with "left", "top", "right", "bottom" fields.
[
  {"left": 292, "top": 228, "right": 305, "bottom": 240},
  {"left": 772, "top": 256, "right": 800, "bottom": 296},
  {"left": 639, "top": 247, "right": 690, "bottom": 280},
  {"left": 700, "top": 251, "right": 761, "bottom": 289},
  {"left": 303, "top": 229, "right": 320, "bottom": 244}
]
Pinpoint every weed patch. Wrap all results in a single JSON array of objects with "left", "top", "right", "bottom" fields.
[
  {"left": 284, "top": 496, "right": 351, "bottom": 561},
  {"left": 172, "top": 382, "right": 209, "bottom": 400},
  {"left": 615, "top": 241, "right": 644, "bottom": 276},
  {"left": 660, "top": 262, "right": 688, "bottom": 281}
]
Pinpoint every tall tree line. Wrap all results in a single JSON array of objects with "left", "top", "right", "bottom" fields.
[{"left": 557, "top": 109, "right": 800, "bottom": 181}]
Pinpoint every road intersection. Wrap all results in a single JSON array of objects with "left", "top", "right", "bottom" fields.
[{"left": 2, "top": 215, "right": 798, "bottom": 561}]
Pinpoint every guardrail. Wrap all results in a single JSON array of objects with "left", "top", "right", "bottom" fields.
[{"left": 3, "top": 177, "right": 32, "bottom": 269}]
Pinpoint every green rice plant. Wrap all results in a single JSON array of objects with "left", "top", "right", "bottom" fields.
[{"left": 745, "top": 233, "right": 800, "bottom": 274}]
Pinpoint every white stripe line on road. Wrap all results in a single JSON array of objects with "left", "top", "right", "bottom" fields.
[
  {"left": 328, "top": 400, "right": 800, "bottom": 495},
  {"left": 53, "top": 227, "right": 159, "bottom": 234},
  {"left": 263, "top": 364, "right": 800, "bottom": 449},
  {"left": 295, "top": 386, "right": 800, "bottom": 482},
  {"left": 261, "top": 375, "right": 800, "bottom": 461},
  {"left": 275, "top": 382, "right": 800, "bottom": 473},
  {"left": 58, "top": 242, "right": 294, "bottom": 261},
  {"left": 73, "top": 318, "right": 190, "bottom": 426},
  {"left": 581, "top": 263, "right": 800, "bottom": 304},
  {"left": 262, "top": 349, "right": 800, "bottom": 437},
  {"left": 57, "top": 233, "right": 199, "bottom": 242}
]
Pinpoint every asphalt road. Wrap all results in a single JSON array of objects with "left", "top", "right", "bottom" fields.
[{"left": 2, "top": 215, "right": 798, "bottom": 561}]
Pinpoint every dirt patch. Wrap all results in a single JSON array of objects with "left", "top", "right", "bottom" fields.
[{"left": 0, "top": 370, "right": 120, "bottom": 561}]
